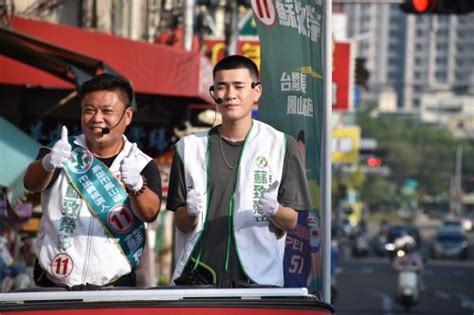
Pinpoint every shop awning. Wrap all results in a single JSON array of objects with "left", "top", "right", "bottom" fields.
[
  {"left": 0, "top": 17, "right": 212, "bottom": 103},
  {"left": 0, "top": 22, "right": 115, "bottom": 89},
  {"left": 0, "top": 116, "right": 41, "bottom": 206}
]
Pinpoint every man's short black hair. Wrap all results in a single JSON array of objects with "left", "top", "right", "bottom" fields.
[
  {"left": 213, "top": 55, "right": 259, "bottom": 81},
  {"left": 297, "top": 130, "right": 305, "bottom": 144},
  {"left": 80, "top": 73, "right": 134, "bottom": 107}
]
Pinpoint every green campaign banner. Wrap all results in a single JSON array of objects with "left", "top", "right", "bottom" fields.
[{"left": 251, "top": 0, "right": 325, "bottom": 296}]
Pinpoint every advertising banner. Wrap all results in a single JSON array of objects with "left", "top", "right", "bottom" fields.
[
  {"left": 332, "top": 42, "right": 352, "bottom": 111},
  {"left": 204, "top": 39, "right": 261, "bottom": 67},
  {"left": 251, "top": 0, "right": 325, "bottom": 296},
  {"left": 332, "top": 126, "right": 360, "bottom": 165}
]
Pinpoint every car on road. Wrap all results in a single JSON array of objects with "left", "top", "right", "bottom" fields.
[
  {"left": 442, "top": 216, "right": 472, "bottom": 233},
  {"left": 431, "top": 226, "right": 469, "bottom": 260},
  {"left": 441, "top": 218, "right": 463, "bottom": 231}
]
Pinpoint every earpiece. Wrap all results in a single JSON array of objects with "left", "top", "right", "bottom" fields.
[
  {"left": 209, "top": 86, "right": 223, "bottom": 104},
  {"left": 251, "top": 82, "right": 261, "bottom": 89}
]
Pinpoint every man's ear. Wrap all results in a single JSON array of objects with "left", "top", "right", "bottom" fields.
[
  {"left": 125, "top": 107, "right": 133, "bottom": 126},
  {"left": 253, "top": 83, "right": 263, "bottom": 103}
]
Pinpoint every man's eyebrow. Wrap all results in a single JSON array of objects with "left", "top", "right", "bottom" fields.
[
  {"left": 216, "top": 80, "right": 246, "bottom": 85},
  {"left": 82, "top": 103, "right": 114, "bottom": 109}
]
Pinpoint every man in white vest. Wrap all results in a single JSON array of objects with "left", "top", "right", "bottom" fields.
[
  {"left": 23, "top": 74, "right": 162, "bottom": 289},
  {"left": 167, "top": 55, "right": 311, "bottom": 287}
]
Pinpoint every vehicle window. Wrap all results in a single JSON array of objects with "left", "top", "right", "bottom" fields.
[{"left": 437, "top": 234, "right": 463, "bottom": 242}]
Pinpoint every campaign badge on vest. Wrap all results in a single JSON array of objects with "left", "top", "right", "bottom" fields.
[
  {"left": 107, "top": 204, "right": 135, "bottom": 234},
  {"left": 256, "top": 156, "right": 268, "bottom": 168},
  {"left": 51, "top": 253, "right": 74, "bottom": 278},
  {"left": 69, "top": 147, "right": 93, "bottom": 174},
  {"left": 252, "top": 156, "right": 272, "bottom": 221}
]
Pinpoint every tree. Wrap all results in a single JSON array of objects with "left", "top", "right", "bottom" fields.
[
  {"left": 356, "top": 109, "right": 467, "bottom": 202},
  {"left": 360, "top": 175, "right": 399, "bottom": 213}
]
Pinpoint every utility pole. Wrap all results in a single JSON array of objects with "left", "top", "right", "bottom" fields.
[
  {"left": 452, "top": 145, "right": 463, "bottom": 215},
  {"left": 183, "top": 0, "right": 195, "bottom": 51},
  {"left": 322, "top": 0, "right": 332, "bottom": 304},
  {"left": 224, "top": 0, "right": 238, "bottom": 56}
]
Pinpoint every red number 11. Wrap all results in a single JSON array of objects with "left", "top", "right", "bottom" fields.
[{"left": 55, "top": 257, "right": 69, "bottom": 275}]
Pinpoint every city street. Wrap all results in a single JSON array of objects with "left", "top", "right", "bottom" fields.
[
  {"left": 334, "top": 257, "right": 474, "bottom": 314},
  {"left": 1, "top": 2, "right": 474, "bottom": 315},
  {"left": 333, "top": 222, "right": 474, "bottom": 315}
]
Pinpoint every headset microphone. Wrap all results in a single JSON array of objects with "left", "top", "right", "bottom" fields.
[
  {"left": 101, "top": 108, "right": 128, "bottom": 135},
  {"left": 101, "top": 127, "right": 111, "bottom": 135},
  {"left": 209, "top": 86, "right": 224, "bottom": 105}
]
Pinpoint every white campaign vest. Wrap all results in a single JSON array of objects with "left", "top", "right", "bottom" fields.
[
  {"left": 172, "top": 120, "right": 287, "bottom": 286},
  {"left": 34, "top": 134, "right": 151, "bottom": 287}
]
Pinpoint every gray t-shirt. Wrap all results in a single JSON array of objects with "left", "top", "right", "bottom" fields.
[{"left": 167, "top": 126, "right": 311, "bottom": 285}]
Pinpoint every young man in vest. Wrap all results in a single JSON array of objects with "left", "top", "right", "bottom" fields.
[
  {"left": 23, "top": 74, "right": 162, "bottom": 289},
  {"left": 167, "top": 55, "right": 311, "bottom": 287}
]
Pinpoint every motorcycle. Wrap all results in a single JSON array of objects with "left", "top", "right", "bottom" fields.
[
  {"left": 351, "top": 232, "right": 370, "bottom": 257},
  {"left": 394, "top": 249, "right": 420, "bottom": 312}
]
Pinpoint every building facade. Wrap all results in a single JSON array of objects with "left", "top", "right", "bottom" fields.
[{"left": 342, "top": 3, "right": 474, "bottom": 114}]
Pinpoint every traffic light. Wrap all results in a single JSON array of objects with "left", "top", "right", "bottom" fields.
[
  {"left": 360, "top": 148, "right": 385, "bottom": 168},
  {"left": 355, "top": 57, "right": 370, "bottom": 90},
  {"left": 400, "top": 0, "right": 474, "bottom": 14},
  {"left": 366, "top": 157, "right": 383, "bottom": 168}
]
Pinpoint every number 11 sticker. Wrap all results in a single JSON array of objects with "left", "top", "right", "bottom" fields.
[{"left": 51, "top": 253, "right": 74, "bottom": 278}]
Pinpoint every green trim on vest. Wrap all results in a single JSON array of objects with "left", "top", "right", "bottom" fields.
[{"left": 225, "top": 121, "right": 254, "bottom": 276}]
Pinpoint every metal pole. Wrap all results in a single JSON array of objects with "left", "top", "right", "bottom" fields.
[
  {"left": 183, "top": 0, "right": 195, "bottom": 51},
  {"left": 454, "top": 145, "right": 463, "bottom": 215},
  {"left": 322, "top": 0, "right": 332, "bottom": 304},
  {"left": 224, "top": 0, "right": 238, "bottom": 56}
]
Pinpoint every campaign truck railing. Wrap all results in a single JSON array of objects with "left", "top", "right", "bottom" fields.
[{"left": 0, "top": 287, "right": 334, "bottom": 315}]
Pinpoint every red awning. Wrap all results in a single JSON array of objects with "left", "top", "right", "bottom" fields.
[{"left": 0, "top": 17, "right": 212, "bottom": 102}]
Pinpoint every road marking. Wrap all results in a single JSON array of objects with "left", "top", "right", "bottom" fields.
[
  {"left": 362, "top": 267, "right": 374, "bottom": 274},
  {"left": 435, "top": 290, "right": 451, "bottom": 300},
  {"left": 381, "top": 293, "right": 394, "bottom": 315},
  {"left": 371, "top": 291, "right": 393, "bottom": 315},
  {"left": 457, "top": 293, "right": 474, "bottom": 311},
  {"left": 428, "top": 260, "right": 474, "bottom": 268}
]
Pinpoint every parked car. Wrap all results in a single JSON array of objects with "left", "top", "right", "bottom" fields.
[
  {"left": 431, "top": 227, "right": 469, "bottom": 260},
  {"left": 441, "top": 218, "right": 463, "bottom": 231},
  {"left": 442, "top": 216, "right": 472, "bottom": 233}
]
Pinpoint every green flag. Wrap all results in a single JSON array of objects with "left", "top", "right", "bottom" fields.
[{"left": 251, "top": 0, "right": 325, "bottom": 296}]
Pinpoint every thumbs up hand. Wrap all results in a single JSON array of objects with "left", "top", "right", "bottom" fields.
[
  {"left": 186, "top": 190, "right": 204, "bottom": 217},
  {"left": 257, "top": 181, "right": 280, "bottom": 217},
  {"left": 120, "top": 143, "right": 143, "bottom": 193},
  {"left": 42, "top": 126, "right": 72, "bottom": 172}
]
